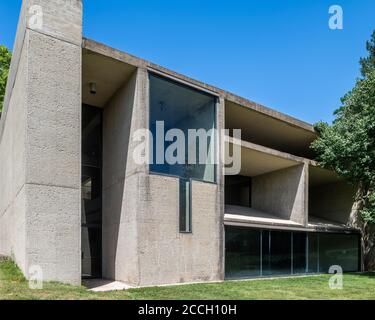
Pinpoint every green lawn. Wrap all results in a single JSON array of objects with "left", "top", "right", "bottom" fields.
[{"left": 0, "top": 259, "right": 374, "bottom": 300}]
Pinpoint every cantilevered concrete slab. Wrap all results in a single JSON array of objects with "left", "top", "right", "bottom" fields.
[
  {"left": 226, "top": 137, "right": 308, "bottom": 177},
  {"left": 226, "top": 101, "right": 316, "bottom": 158},
  {"left": 225, "top": 205, "right": 304, "bottom": 228},
  {"left": 82, "top": 49, "right": 137, "bottom": 108}
]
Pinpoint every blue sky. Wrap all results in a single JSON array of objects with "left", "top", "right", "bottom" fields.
[{"left": 1, "top": 0, "right": 374, "bottom": 124}]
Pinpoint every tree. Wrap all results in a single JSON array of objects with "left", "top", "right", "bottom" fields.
[
  {"left": 0, "top": 45, "right": 12, "bottom": 114},
  {"left": 360, "top": 30, "right": 375, "bottom": 77},
  {"left": 311, "top": 32, "right": 375, "bottom": 271}
]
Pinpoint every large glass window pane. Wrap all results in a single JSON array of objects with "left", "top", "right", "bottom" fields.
[
  {"left": 319, "top": 233, "right": 360, "bottom": 273},
  {"left": 293, "top": 232, "right": 307, "bottom": 274},
  {"left": 262, "top": 230, "right": 292, "bottom": 276},
  {"left": 82, "top": 105, "right": 102, "bottom": 167},
  {"left": 81, "top": 105, "right": 102, "bottom": 279},
  {"left": 225, "top": 227, "right": 261, "bottom": 278},
  {"left": 307, "top": 233, "right": 319, "bottom": 273},
  {"left": 149, "top": 74, "right": 217, "bottom": 183}
]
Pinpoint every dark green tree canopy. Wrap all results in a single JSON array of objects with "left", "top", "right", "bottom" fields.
[
  {"left": 312, "top": 70, "right": 375, "bottom": 189},
  {"left": 360, "top": 30, "right": 375, "bottom": 77},
  {"left": 312, "top": 31, "right": 375, "bottom": 269},
  {"left": 312, "top": 28, "right": 375, "bottom": 226},
  {"left": 0, "top": 45, "right": 12, "bottom": 114}
]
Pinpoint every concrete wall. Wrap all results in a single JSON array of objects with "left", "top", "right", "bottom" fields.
[
  {"left": 102, "top": 69, "right": 224, "bottom": 286},
  {"left": 252, "top": 164, "right": 307, "bottom": 225},
  {"left": 0, "top": 0, "right": 82, "bottom": 284},
  {"left": 0, "top": 37, "right": 28, "bottom": 273},
  {"left": 136, "top": 175, "right": 221, "bottom": 286},
  {"left": 309, "top": 181, "right": 357, "bottom": 224},
  {"left": 102, "top": 68, "right": 148, "bottom": 284},
  {"left": 133, "top": 96, "right": 225, "bottom": 286}
]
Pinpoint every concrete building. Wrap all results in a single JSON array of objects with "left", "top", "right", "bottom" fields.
[{"left": 0, "top": 0, "right": 361, "bottom": 286}]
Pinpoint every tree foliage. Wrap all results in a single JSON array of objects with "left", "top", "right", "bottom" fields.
[
  {"left": 360, "top": 30, "right": 375, "bottom": 77},
  {"left": 311, "top": 31, "right": 375, "bottom": 270},
  {"left": 312, "top": 71, "right": 375, "bottom": 224},
  {"left": 0, "top": 45, "right": 12, "bottom": 114}
]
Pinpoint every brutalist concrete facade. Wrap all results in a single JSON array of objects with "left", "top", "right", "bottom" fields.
[
  {"left": 0, "top": 0, "right": 360, "bottom": 286},
  {"left": 0, "top": 0, "right": 82, "bottom": 284}
]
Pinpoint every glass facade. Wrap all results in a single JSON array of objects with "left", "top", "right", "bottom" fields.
[
  {"left": 292, "top": 232, "right": 308, "bottom": 274},
  {"left": 225, "top": 226, "right": 360, "bottom": 279},
  {"left": 319, "top": 233, "right": 360, "bottom": 273},
  {"left": 81, "top": 105, "right": 103, "bottom": 279},
  {"left": 262, "top": 230, "right": 291, "bottom": 276},
  {"left": 225, "top": 228, "right": 261, "bottom": 278},
  {"left": 149, "top": 74, "right": 217, "bottom": 232}
]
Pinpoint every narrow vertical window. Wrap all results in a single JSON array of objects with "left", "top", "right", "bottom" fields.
[{"left": 179, "top": 179, "right": 191, "bottom": 232}]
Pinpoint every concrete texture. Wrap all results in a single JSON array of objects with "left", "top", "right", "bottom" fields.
[
  {"left": 102, "top": 67, "right": 222, "bottom": 286},
  {"left": 82, "top": 49, "right": 137, "bottom": 108},
  {"left": 226, "top": 101, "right": 316, "bottom": 158},
  {"left": 136, "top": 175, "right": 221, "bottom": 286},
  {"left": 309, "top": 181, "right": 357, "bottom": 225},
  {"left": 0, "top": 39, "right": 27, "bottom": 273},
  {"left": 228, "top": 137, "right": 307, "bottom": 177},
  {"left": 252, "top": 164, "right": 307, "bottom": 225},
  {"left": 0, "top": 0, "right": 82, "bottom": 285},
  {"left": 102, "top": 67, "right": 148, "bottom": 285}
]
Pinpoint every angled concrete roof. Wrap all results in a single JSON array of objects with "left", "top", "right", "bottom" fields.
[{"left": 82, "top": 38, "right": 316, "bottom": 134}]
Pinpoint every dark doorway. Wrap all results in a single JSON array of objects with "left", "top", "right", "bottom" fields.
[{"left": 81, "top": 105, "right": 103, "bottom": 279}]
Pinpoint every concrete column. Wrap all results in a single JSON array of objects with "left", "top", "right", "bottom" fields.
[
  {"left": 102, "top": 67, "right": 149, "bottom": 284},
  {"left": 217, "top": 96, "right": 226, "bottom": 280},
  {"left": 0, "top": 0, "right": 83, "bottom": 284}
]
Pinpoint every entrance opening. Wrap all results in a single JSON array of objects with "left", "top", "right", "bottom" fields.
[{"left": 81, "top": 105, "right": 103, "bottom": 279}]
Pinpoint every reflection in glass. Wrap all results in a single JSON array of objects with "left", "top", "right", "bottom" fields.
[
  {"left": 225, "top": 227, "right": 261, "bottom": 278},
  {"left": 293, "top": 232, "right": 307, "bottom": 274},
  {"left": 319, "top": 233, "right": 359, "bottom": 272},
  {"left": 308, "top": 233, "right": 319, "bottom": 273},
  {"left": 149, "top": 74, "right": 216, "bottom": 182},
  {"left": 149, "top": 74, "right": 217, "bottom": 233},
  {"left": 224, "top": 227, "right": 360, "bottom": 279},
  {"left": 81, "top": 105, "right": 102, "bottom": 279},
  {"left": 262, "top": 230, "right": 292, "bottom": 276}
]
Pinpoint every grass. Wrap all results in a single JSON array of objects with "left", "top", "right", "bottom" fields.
[{"left": 0, "top": 259, "right": 374, "bottom": 300}]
